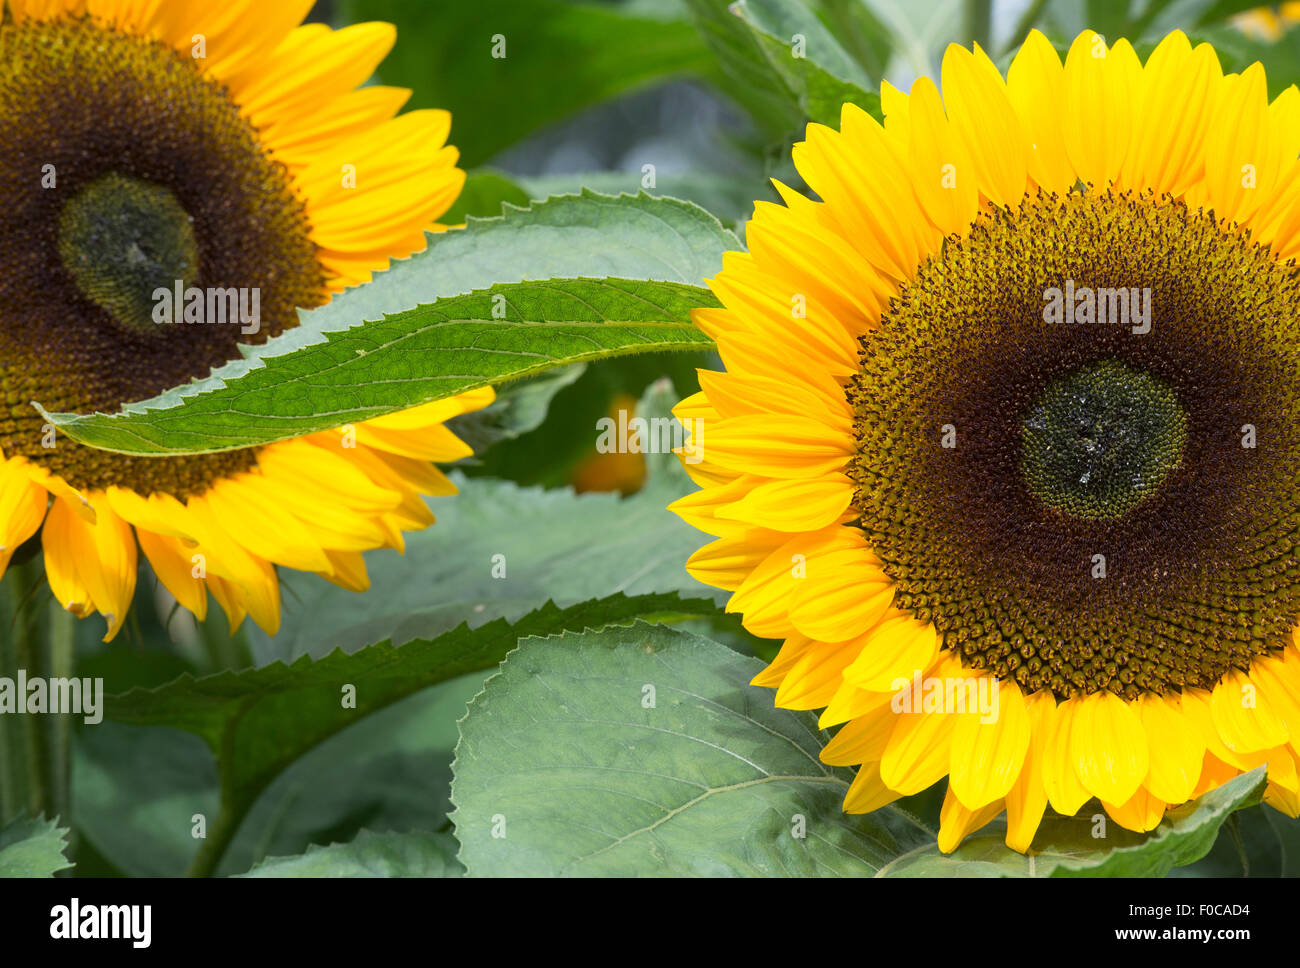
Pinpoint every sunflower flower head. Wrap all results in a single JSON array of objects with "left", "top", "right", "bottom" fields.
[
  {"left": 0, "top": 0, "right": 492, "bottom": 640},
  {"left": 671, "top": 28, "right": 1300, "bottom": 853}
]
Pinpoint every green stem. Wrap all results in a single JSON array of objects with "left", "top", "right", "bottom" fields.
[
  {"left": 197, "top": 615, "right": 252, "bottom": 674},
  {"left": 0, "top": 561, "right": 77, "bottom": 825},
  {"left": 0, "top": 570, "right": 26, "bottom": 822},
  {"left": 1002, "top": 0, "right": 1049, "bottom": 55},
  {"left": 0, "top": 560, "right": 50, "bottom": 822},
  {"left": 185, "top": 799, "right": 238, "bottom": 878},
  {"left": 964, "top": 0, "right": 992, "bottom": 52},
  {"left": 45, "top": 604, "right": 75, "bottom": 819}
]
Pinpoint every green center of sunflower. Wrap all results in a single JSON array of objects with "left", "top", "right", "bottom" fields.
[
  {"left": 1021, "top": 358, "right": 1186, "bottom": 520},
  {"left": 0, "top": 15, "right": 328, "bottom": 496},
  {"left": 847, "top": 190, "right": 1300, "bottom": 700},
  {"left": 57, "top": 172, "right": 200, "bottom": 335}
]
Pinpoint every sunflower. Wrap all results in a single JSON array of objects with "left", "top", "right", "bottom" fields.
[
  {"left": 670, "top": 28, "right": 1300, "bottom": 853},
  {"left": 1236, "top": 3, "right": 1300, "bottom": 40},
  {"left": 0, "top": 0, "right": 492, "bottom": 641}
]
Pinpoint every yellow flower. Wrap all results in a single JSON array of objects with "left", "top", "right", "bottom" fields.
[
  {"left": 671, "top": 28, "right": 1300, "bottom": 853},
  {"left": 1236, "top": 3, "right": 1300, "bottom": 40},
  {"left": 571, "top": 394, "right": 649, "bottom": 496},
  {"left": 0, "top": 0, "right": 492, "bottom": 640}
]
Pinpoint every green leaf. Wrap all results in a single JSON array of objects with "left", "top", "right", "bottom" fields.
[
  {"left": 72, "top": 724, "right": 219, "bottom": 878},
  {"left": 877, "top": 768, "right": 1267, "bottom": 877},
  {"left": 42, "top": 191, "right": 737, "bottom": 455},
  {"left": 342, "top": 0, "right": 715, "bottom": 168},
  {"left": 104, "top": 592, "right": 723, "bottom": 873},
  {"left": 1173, "top": 801, "right": 1300, "bottom": 877},
  {"left": 515, "top": 171, "right": 764, "bottom": 229},
  {"left": 1192, "top": 0, "right": 1271, "bottom": 28},
  {"left": 42, "top": 277, "right": 715, "bottom": 455},
  {"left": 687, "top": 0, "right": 881, "bottom": 131},
  {"left": 1188, "top": 25, "right": 1300, "bottom": 99},
  {"left": 451, "top": 623, "right": 934, "bottom": 876},
  {"left": 0, "top": 815, "right": 72, "bottom": 877},
  {"left": 236, "top": 830, "right": 462, "bottom": 878}
]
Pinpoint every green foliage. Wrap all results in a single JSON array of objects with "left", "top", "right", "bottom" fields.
[
  {"left": 237, "top": 830, "right": 462, "bottom": 878},
  {"left": 341, "top": 0, "right": 717, "bottom": 167},
  {"left": 686, "top": 0, "right": 881, "bottom": 133},
  {"left": 248, "top": 449, "right": 724, "bottom": 660},
  {"left": 41, "top": 277, "right": 714, "bottom": 454},
  {"left": 452, "top": 624, "right": 934, "bottom": 875},
  {"left": 440, "top": 170, "right": 533, "bottom": 224},
  {"left": 0, "top": 815, "right": 72, "bottom": 877}
]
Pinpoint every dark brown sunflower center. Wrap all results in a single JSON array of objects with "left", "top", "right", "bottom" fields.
[
  {"left": 0, "top": 15, "right": 328, "bottom": 496},
  {"left": 847, "top": 190, "right": 1300, "bottom": 701}
]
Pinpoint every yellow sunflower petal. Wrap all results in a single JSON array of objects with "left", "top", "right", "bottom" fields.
[
  {"left": 1210, "top": 669, "right": 1289, "bottom": 754},
  {"left": 1005, "top": 691, "right": 1057, "bottom": 852},
  {"left": 0, "top": 458, "right": 48, "bottom": 579},
  {"left": 939, "top": 41, "right": 1028, "bottom": 206},
  {"left": 948, "top": 677, "right": 1031, "bottom": 809},
  {"left": 1102, "top": 785, "right": 1166, "bottom": 833},
  {"left": 1005, "top": 29, "right": 1073, "bottom": 194},
  {"left": 840, "top": 610, "right": 939, "bottom": 693},
  {"left": 1070, "top": 689, "right": 1150, "bottom": 806},
  {"left": 1138, "top": 692, "right": 1205, "bottom": 804},
  {"left": 937, "top": 785, "right": 1005, "bottom": 853}
]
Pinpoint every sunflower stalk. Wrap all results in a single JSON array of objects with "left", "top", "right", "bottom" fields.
[
  {"left": 185, "top": 796, "right": 238, "bottom": 878},
  {"left": 0, "top": 559, "right": 73, "bottom": 826},
  {"left": 964, "top": 0, "right": 992, "bottom": 54}
]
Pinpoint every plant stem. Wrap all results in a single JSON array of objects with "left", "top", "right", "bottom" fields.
[
  {"left": 185, "top": 800, "right": 238, "bottom": 877},
  {"left": 1002, "top": 0, "right": 1049, "bottom": 55},
  {"left": 0, "top": 569, "right": 26, "bottom": 822},
  {"left": 965, "top": 0, "right": 992, "bottom": 52},
  {"left": 45, "top": 603, "right": 75, "bottom": 819},
  {"left": 0, "top": 560, "right": 49, "bottom": 821}
]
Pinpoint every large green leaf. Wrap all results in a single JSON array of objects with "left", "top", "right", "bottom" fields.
[
  {"left": 218, "top": 673, "right": 482, "bottom": 878},
  {"left": 103, "top": 591, "right": 721, "bottom": 874},
  {"left": 452, "top": 622, "right": 1273, "bottom": 877},
  {"left": 341, "top": 0, "right": 715, "bottom": 168},
  {"left": 236, "top": 830, "right": 462, "bottom": 878},
  {"left": 1174, "top": 800, "right": 1300, "bottom": 877},
  {"left": 0, "top": 815, "right": 72, "bottom": 877},
  {"left": 516, "top": 171, "right": 766, "bottom": 230},
  {"left": 687, "top": 0, "right": 881, "bottom": 132},
  {"left": 42, "top": 277, "right": 714, "bottom": 455},
  {"left": 451, "top": 623, "right": 935, "bottom": 876},
  {"left": 40, "top": 191, "right": 738, "bottom": 455}
]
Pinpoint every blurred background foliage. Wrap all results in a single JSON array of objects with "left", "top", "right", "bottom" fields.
[{"left": 44, "top": 0, "right": 1300, "bottom": 877}]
